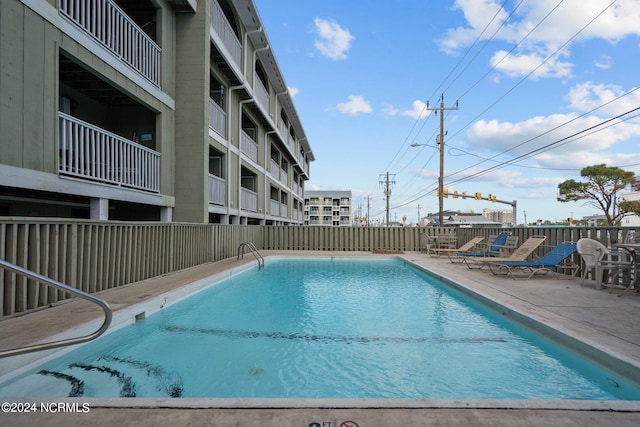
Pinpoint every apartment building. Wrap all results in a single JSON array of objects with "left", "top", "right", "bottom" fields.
[
  {"left": 0, "top": 0, "right": 313, "bottom": 224},
  {"left": 304, "top": 191, "right": 352, "bottom": 227},
  {"left": 482, "top": 208, "right": 514, "bottom": 226}
]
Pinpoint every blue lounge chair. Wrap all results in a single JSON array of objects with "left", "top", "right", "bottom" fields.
[
  {"left": 448, "top": 232, "right": 510, "bottom": 263},
  {"left": 487, "top": 242, "right": 579, "bottom": 279}
]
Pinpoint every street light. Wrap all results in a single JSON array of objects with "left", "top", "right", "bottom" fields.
[{"left": 411, "top": 136, "right": 445, "bottom": 226}]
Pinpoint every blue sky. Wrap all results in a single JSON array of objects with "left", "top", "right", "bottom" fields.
[{"left": 253, "top": 0, "right": 640, "bottom": 225}]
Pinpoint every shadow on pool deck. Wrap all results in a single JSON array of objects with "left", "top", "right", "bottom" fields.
[{"left": 1, "top": 251, "right": 640, "bottom": 426}]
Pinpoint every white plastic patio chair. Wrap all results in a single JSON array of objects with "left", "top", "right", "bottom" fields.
[{"left": 576, "top": 238, "right": 632, "bottom": 289}]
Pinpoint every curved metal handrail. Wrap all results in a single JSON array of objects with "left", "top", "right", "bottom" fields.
[
  {"left": 237, "top": 242, "right": 264, "bottom": 269},
  {"left": 0, "top": 259, "right": 112, "bottom": 358}
]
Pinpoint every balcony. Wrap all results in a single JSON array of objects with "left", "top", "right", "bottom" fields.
[
  {"left": 58, "top": 113, "right": 160, "bottom": 193},
  {"left": 59, "top": 0, "right": 161, "bottom": 87},
  {"left": 210, "top": 0, "right": 242, "bottom": 73},
  {"left": 208, "top": 174, "right": 225, "bottom": 205},
  {"left": 270, "top": 159, "right": 280, "bottom": 181},
  {"left": 209, "top": 99, "right": 226, "bottom": 138},
  {"left": 240, "top": 130, "right": 258, "bottom": 163},
  {"left": 270, "top": 199, "right": 279, "bottom": 216},
  {"left": 241, "top": 188, "right": 258, "bottom": 212},
  {"left": 254, "top": 75, "right": 270, "bottom": 115},
  {"left": 278, "top": 121, "right": 288, "bottom": 141}
]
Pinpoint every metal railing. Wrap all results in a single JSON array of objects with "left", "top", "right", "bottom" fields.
[
  {"left": 211, "top": 0, "right": 242, "bottom": 71},
  {"left": 237, "top": 242, "right": 264, "bottom": 269},
  {"left": 0, "top": 259, "right": 112, "bottom": 358},
  {"left": 58, "top": 113, "right": 160, "bottom": 192},
  {"left": 208, "top": 174, "right": 226, "bottom": 205},
  {"left": 59, "top": 0, "right": 161, "bottom": 86},
  {"left": 209, "top": 99, "right": 226, "bottom": 137}
]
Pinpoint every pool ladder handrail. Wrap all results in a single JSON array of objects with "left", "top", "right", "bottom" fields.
[
  {"left": 0, "top": 258, "right": 113, "bottom": 358},
  {"left": 237, "top": 242, "right": 264, "bottom": 269}
]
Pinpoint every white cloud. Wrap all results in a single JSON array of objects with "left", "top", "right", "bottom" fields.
[
  {"left": 335, "top": 95, "right": 373, "bottom": 115},
  {"left": 566, "top": 81, "right": 640, "bottom": 116},
  {"left": 313, "top": 18, "right": 354, "bottom": 60},
  {"left": 465, "top": 108, "right": 640, "bottom": 170},
  {"left": 439, "top": 0, "right": 640, "bottom": 79},
  {"left": 382, "top": 104, "right": 400, "bottom": 117},
  {"left": 288, "top": 86, "right": 299, "bottom": 97},
  {"left": 490, "top": 50, "right": 573, "bottom": 79},
  {"left": 401, "top": 100, "right": 431, "bottom": 119},
  {"left": 594, "top": 55, "right": 612, "bottom": 70}
]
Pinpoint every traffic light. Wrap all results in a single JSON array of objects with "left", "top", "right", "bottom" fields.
[
  {"left": 436, "top": 189, "right": 440, "bottom": 197},
  {"left": 453, "top": 190, "right": 459, "bottom": 199},
  {"left": 474, "top": 192, "right": 482, "bottom": 200},
  {"left": 462, "top": 191, "right": 467, "bottom": 199},
  {"left": 487, "top": 193, "right": 492, "bottom": 201},
  {"left": 443, "top": 189, "right": 448, "bottom": 198},
  {"left": 491, "top": 195, "right": 497, "bottom": 202}
]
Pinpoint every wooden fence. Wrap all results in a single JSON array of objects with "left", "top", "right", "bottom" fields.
[
  {"left": 0, "top": 220, "right": 261, "bottom": 317},
  {"left": 1, "top": 220, "right": 636, "bottom": 318}
]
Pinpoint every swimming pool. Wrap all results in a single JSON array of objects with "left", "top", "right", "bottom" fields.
[{"left": 1, "top": 257, "right": 639, "bottom": 400}]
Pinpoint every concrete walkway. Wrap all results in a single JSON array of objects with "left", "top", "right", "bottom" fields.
[{"left": 1, "top": 251, "right": 640, "bottom": 426}]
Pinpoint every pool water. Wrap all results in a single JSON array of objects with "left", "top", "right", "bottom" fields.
[{"left": 1, "top": 257, "right": 639, "bottom": 399}]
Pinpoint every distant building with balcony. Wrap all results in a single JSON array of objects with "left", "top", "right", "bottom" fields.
[
  {"left": 0, "top": 0, "right": 314, "bottom": 224},
  {"left": 304, "top": 191, "right": 352, "bottom": 226},
  {"left": 483, "top": 208, "right": 514, "bottom": 226}
]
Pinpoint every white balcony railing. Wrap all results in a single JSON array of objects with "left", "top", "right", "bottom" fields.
[
  {"left": 241, "top": 188, "right": 258, "bottom": 212},
  {"left": 209, "top": 99, "right": 226, "bottom": 138},
  {"left": 270, "top": 200, "right": 280, "bottom": 216},
  {"left": 240, "top": 130, "right": 258, "bottom": 162},
  {"left": 278, "top": 121, "right": 288, "bottom": 140},
  {"left": 270, "top": 159, "right": 280, "bottom": 180},
  {"left": 280, "top": 169, "right": 288, "bottom": 186},
  {"left": 59, "top": 0, "right": 161, "bottom": 86},
  {"left": 211, "top": 0, "right": 242, "bottom": 71},
  {"left": 280, "top": 204, "right": 288, "bottom": 218},
  {"left": 58, "top": 112, "right": 160, "bottom": 192},
  {"left": 254, "top": 75, "right": 269, "bottom": 114},
  {"left": 208, "top": 174, "right": 225, "bottom": 205}
]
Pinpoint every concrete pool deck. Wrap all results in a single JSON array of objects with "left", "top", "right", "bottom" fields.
[{"left": 1, "top": 250, "right": 640, "bottom": 426}]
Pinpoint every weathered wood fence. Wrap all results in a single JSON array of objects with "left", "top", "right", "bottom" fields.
[{"left": 1, "top": 219, "right": 636, "bottom": 317}]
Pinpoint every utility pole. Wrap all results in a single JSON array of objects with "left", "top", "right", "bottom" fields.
[
  {"left": 367, "top": 196, "right": 371, "bottom": 226},
  {"left": 379, "top": 172, "right": 396, "bottom": 227},
  {"left": 425, "top": 95, "right": 458, "bottom": 227},
  {"left": 417, "top": 204, "right": 421, "bottom": 227}
]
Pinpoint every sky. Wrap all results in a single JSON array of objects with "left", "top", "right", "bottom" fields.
[{"left": 252, "top": 0, "right": 640, "bottom": 225}]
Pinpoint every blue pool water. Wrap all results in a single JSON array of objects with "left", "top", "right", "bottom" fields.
[{"left": 1, "top": 257, "right": 639, "bottom": 399}]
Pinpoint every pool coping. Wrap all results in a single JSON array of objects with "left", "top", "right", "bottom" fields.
[{"left": 1, "top": 251, "right": 640, "bottom": 412}]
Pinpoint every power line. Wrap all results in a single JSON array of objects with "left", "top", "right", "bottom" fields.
[
  {"left": 388, "top": 105, "right": 640, "bottom": 210},
  {"left": 381, "top": 0, "right": 522, "bottom": 176},
  {"left": 384, "top": 107, "right": 640, "bottom": 209},
  {"left": 447, "top": 107, "right": 640, "bottom": 186},
  {"left": 448, "top": 0, "right": 618, "bottom": 143},
  {"left": 446, "top": 85, "right": 639, "bottom": 182}
]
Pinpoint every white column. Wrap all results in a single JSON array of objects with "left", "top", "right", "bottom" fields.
[
  {"left": 90, "top": 198, "right": 109, "bottom": 220},
  {"left": 160, "top": 206, "right": 173, "bottom": 222}
]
